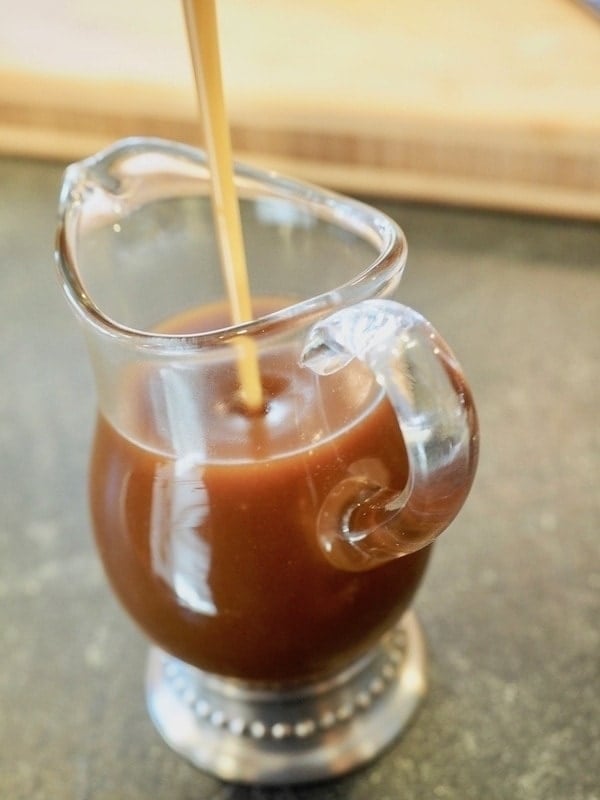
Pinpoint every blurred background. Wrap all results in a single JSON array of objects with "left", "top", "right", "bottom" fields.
[{"left": 1, "top": 0, "right": 599, "bottom": 218}]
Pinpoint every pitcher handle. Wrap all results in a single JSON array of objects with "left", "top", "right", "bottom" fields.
[{"left": 301, "top": 299, "right": 479, "bottom": 571}]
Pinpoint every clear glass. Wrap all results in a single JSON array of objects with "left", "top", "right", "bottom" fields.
[{"left": 56, "top": 137, "right": 478, "bottom": 781}]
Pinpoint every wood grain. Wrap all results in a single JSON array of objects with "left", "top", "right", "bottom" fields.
[{"left": 1, "top": 0, "right": 599, "bottom": 218}]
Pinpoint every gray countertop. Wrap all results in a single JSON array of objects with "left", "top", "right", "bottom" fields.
[{"left": 1, "top": 156, "right": 598, "bottom": 800}]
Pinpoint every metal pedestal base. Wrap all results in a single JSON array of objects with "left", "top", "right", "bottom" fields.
[{"left": 145, "top": 611, "right": 427, "bottom": 785}]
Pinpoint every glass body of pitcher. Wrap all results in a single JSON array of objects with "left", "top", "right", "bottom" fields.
[{"left": 56, "top": 137, "right": 478, "bottom": 784}]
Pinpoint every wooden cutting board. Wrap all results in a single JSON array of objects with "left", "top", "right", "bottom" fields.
[{"left": 1, "top": 0, "right": 599, "bottom": 218}]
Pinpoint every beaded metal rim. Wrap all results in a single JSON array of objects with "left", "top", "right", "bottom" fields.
[
  {"left": 145, "top": 611, "right": 427, "bottom": 784},
  {"left": 161, "top": 624, "right": 407, "bottom": 741}
]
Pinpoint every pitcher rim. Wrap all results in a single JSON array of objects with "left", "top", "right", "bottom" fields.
[{"left": 55, "top": 136, "right": 407, "bottom": 352}]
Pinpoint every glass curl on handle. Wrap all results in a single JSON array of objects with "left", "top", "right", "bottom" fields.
[{"left": 302, "top": 298, "right": 480, "bottom": 571}]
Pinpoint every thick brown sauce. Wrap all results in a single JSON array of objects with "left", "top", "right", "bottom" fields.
[{"left": 89, "top": 301, "right": 431, "bottom": 682}]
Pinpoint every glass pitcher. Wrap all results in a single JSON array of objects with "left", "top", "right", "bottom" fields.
[{"left": 56, "top": 137, "right": 478, "bottom": 784}]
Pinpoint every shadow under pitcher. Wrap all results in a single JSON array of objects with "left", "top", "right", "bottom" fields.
[{"left": 55, "top": 137, "right": 479, "bottom": 784}]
